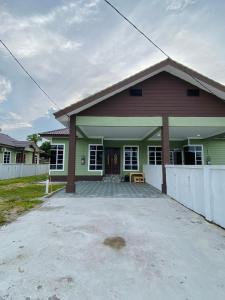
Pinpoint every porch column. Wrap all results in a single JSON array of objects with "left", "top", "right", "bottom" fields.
[
  {"left": 66, "top": 115, "right": 76, "bottom": 193},
  {"left": 161, "top": 115, "right": 170, "bottom": 194}
]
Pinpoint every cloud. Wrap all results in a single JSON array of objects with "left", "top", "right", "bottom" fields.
[
  {"left": 0, "top": 18, "right": 81, "bottom": 60},
  {"left": 0, "top": 112, "right": 32, "bottom": 131},
  {"left": 0, "top": 0, "right": 224, "bottom": 140},
  {"left": 0, "top": 110, "right": 31, "bottom": 130},
  {"left": 166, "top": 0, "right": 195, "bottom": 11},
  {"left": 0, "top": 122, "right": 32, "bottom": 131},
  {"left": 0, "top": 0, "right": 102, "bottom": 136},
  {"left": 0, "top": 76, "right": 12, "bottom": 103},
  {"left": 0, "top": 0, "right": 99, "bottom": 60}
]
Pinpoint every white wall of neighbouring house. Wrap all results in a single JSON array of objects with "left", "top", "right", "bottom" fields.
[
  {"left": 166, "top": 165, "right": 225, "bottom": 229},
  {"left": 143, "top": 164, "right": 162, "bottom": 191}
]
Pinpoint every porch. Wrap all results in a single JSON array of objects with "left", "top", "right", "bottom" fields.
[
  {"left": 63, "top": 116, "right": 225, "bottom": 193},
  {"left": 54, "top": 181, "right": 163, "bottom": 198}
]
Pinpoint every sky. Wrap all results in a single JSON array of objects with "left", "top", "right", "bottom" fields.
[{"left": 0, "top": 0, "right": 225, "bottom": 140}]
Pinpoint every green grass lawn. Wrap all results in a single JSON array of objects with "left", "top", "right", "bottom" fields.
[{"left": 0, "top": 174, "right": 65, "bottom": 225}]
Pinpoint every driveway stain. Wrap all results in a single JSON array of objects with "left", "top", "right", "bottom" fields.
[
  {"left": 103, "top": 236, "right": 126, "bottom": 250},
  {"left": 58, "top": 276, "right": 74, "bottom": 284},
  {"left": 38, "top": 206, "right": 64, "bottom": 212},
  {"left": 191, "top": 219, "right": 203, "bottom": 224},
  {"left": 48, "top": 295, "right": 61, "bottom": 300},
  {"left": 18, "top": 267, "right": 24, "bottom": 273},
  {"left": 37, "top": 285, "right": 43, "bottom": 290},
  {"left": 16, "top": 254, "right": 25, "bottom": 260}
]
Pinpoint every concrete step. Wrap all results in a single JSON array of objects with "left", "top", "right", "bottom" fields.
[{"left": 103, "top": 175, "right": 122, "bottom": 183}]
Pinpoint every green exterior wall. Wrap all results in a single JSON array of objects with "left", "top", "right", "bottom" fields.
[
  {"left": 50, "top": 137, "right": 225, "bottom": 177},
  {"left": 52, "top": 137, "right": 214, "bottom": 177},
  {"left": 50, "top": 137, "right": 103, "bottom": 176},
  {"left": 25, "top": 151, "right": 33, "bottom": 164},
  {"left": 169, "top": 117, "right": 225, "bottom": 127},
  {"left": 189, "top": 139, "right": 225, "bottom": 165},
  {"left": 77, "top": 116, "right": 162, "bottom": 127}
]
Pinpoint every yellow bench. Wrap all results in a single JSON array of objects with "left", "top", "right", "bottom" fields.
[{"left": 129, "top": 172, "right": 145, "bottom": 183}]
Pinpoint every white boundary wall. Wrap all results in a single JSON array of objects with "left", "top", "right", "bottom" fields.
[
  {"left": 143, "top": 165, "right": 162, "bottom": 191},
  {"left": 0, "top": 164, "right": 49, "bottom": 180},
  {"left": 166, "top": 165, "right": 225, "bottom": 229}
]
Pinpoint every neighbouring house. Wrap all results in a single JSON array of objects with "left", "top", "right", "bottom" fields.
[
  {"left": 40, "top": 58, "right": 225, "bottom": 193},
  {"left": 0, "top": 132, "right": 41, "bottom": 165}
]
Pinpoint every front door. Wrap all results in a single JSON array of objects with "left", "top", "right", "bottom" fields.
[{"left": 105, "top": 148, "right": 120, "bottom": 175}]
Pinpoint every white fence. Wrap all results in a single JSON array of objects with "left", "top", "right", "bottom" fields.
[
  {"left": 166, "top": 165, "right": 225, "bottom": 229},
  {"left": 143, "top": 164, "right": 162, "bottom": 191},
  {"left": 0, "top": 164, "right": 49, "bottom": 180}
]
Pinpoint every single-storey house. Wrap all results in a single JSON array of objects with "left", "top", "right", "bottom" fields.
[
  {"left": 0, "top": 132, "right": 41, "bottom": 164},
  {"left": 40, "top": 58, "right": 225, "bottom": 193}
]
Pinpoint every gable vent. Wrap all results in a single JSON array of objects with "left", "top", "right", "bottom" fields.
[
  {"left": 187, "top": 88, "right": 200, "bottom": 96},
  {"left": 130, "top": 88, "right": 142, "bottom": 96}
]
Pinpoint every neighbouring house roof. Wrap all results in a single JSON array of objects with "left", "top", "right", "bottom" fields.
[
  {"left": 54, "top": 58, "right": 225, "bottom": 123},
  {"left": 0, "top": 133, "right": 40, "bottom": 151},
  {"left": 40, "top": 128, "right": 69, "bottom": 137},
  {"left": 0, "top": 133, "right": 17, "bottom": 147}
]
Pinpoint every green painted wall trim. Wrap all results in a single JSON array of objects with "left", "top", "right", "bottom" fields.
[
  {"left": 169, "top": 117, "right": 225, "bottom": 127},
  {"left": 76, "top": 116, "right": 162, "bottom": 127}
]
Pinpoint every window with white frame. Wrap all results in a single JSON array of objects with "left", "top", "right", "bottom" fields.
[
  {"left": 3, "top": 151, "right": 11, "bottom": 164},
  {"left": 124, "top": 146, "right": 139, "bottom": 171},
  {"left": 170, "top": 150, "right": 174, "bottom": 164},
  {"left": 183, "top": 145, "right": 203, "bottom": 165},
  {"left": 148, "top": 146, "right": 162, "bottom": 165},
  {"left": 88, "top": 145, "right": 103, "bottom": 171},
  {"left": 34, "top": 154, "right": 38, "bottom": 164},
  {"left": 50, "top": 144, "right": 64, "bottom": 170}
]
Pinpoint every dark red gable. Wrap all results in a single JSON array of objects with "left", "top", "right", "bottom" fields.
[{"left": 78, "top": 72, "right": 225, "bottom": 117}]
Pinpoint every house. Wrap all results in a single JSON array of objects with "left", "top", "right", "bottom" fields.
[
  {"left": 0, "top": 132, "right": 41, "bottom": 165},
  {"left": 40, "top": 58, "right": 225, "bottom": 193}
]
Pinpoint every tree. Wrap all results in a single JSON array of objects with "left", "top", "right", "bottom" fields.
[
  {"left": 40, "top": 141, "right": 51, "bottom": 156},
  {"left": 27, "top": 133, "right": 42, "bottom": 145}
]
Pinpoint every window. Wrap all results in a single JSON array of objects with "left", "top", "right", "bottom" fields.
[
  {"left": 50, "top": 144, "right": 64, "bottom": 170},
  {"left": 3, "top": 151, "right": 11, "bottom": 164},
  {"left": 187, "top": 89, "right": 200, "bottom": 96},
  {"left": 34, "top": 154, "right": 38, "bottom": 164},
  {"left": 130, "top": 88, "right": 142, "bottom": 96},
  {"left": 170, "top": 150, "right": 174, "bottom": 164},
  {"left": 88, "top": 145, "right": 103, "bottom": 171},
  {"left": 124, "top": 146, "right": 139, "bottom": 171},
  {"left": 16, "top": 152, "right": 25, "bottom": 163},
  {"left": 183, "top": 145, "right": 203, "bottom": 165},
  {"left": 148, "top": 146, "right": 162, "bottom": 165}
]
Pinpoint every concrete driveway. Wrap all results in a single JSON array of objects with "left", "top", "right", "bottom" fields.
[{"left": 0, "top": 193, "right": 225, "bottom": 300}]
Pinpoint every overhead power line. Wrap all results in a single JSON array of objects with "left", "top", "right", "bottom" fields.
[
  {"left": 0, "top": 39, "right": 61, "bottom": 111},
  {"left": 103, "top": 0, "right": 216, "bottom": 95},
  {"left": 104, "top": 0, "right": 170, "bottom": 59}
]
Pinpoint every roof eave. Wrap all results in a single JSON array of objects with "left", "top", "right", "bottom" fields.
[
  {"left": 54, "top": 58, "right": 225, "bottom": 121},
  {"left": 40, "top": 134, "right": 69, "bottom": 138},
  {"left": 54, "top": 58, "right": 170, "bottom": 119}
]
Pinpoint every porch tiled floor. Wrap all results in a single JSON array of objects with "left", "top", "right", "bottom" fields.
[{"left": 54, "top": 181, "right": 163, "bottom": 198}]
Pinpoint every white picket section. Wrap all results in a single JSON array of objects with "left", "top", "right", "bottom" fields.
[
  {"left": 0, "top": 164, "right": 49, "bottom": 179},
  {"left": 166, "top": 165, "right": 225, "bottom": 229},
  {"left": 143, "top": 164, "right": 162, "bottom": 191}
]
